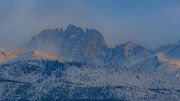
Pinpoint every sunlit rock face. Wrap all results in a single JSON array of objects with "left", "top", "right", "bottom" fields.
[{"left": 124, "top": 41, "right": 134, "bottom": 56}]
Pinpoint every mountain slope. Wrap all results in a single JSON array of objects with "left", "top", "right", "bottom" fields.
[
  {"left": 0, "top": 48, "right": 17, "bottom": 63},
  {"left": 167, "top": 44, "right": 180, "bottom": 59},
  {"left": 0, "top": 54, "right": 179, "bottom": 100},
  {"left": 27, "top": 25, "right": 155, "bottom": 67},
  {"left": 0, "top": 25, "right": 179, "bottom": 100},
  {"left": 8, "top": 50, "right": 65, "bottom": 64},
  {"left": 157, "top": 43, "right": 180, "bottom": 67},
  {"left": 105, "top": 41, "right": 153, "bottom": 67}
]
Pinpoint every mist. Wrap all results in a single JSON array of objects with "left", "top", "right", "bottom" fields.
[{"left": 0, "top": 0, "right": 180, "bottom": 49}]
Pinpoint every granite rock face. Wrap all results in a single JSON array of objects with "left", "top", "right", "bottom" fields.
[
  {"left": 27, "top": 25, "right": 107, "bottom": 63},
  {"left": 27, "top": 25, "right": 153, "bottom": 66}
]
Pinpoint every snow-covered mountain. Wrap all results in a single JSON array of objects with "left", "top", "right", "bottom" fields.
[
  {"left": 167, "top": 43, "right": 180, "bottom": 59},
  {"left": 155, "top": 44, "right": 176, "bottom": 53},
  {"left": 155, "top": 42, "right": 180, "bottom": 76},
  {"left": 0, "top": 25, "right": 180, "bottom": 100},
  {"left": 105, "top": 41, "right": 153, "bottom": 68},
  {"left": 27, "top": 25, "right": 107, "bottom": 63},
  {"left": 131, "top": 42, "right": 180, "bottom": 77},
  {"left": 0, "top": 49, "right": 179, "bottom": 100},
  {"left": 27, "top": 25, "right": 153, "bottom": 67}
]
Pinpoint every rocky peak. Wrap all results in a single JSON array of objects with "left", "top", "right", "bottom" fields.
[
  {"left": 39, "top": 28, "right": 59, "bottom": 36},
  {"left": 27, "top": 24, "right": 108, "bottom": 62},
  {"left": 85, "top": 28, "right": 106, "bottom": 47},
  {"left": 113, "top": 41, "right": 152, "bottom": 58},
  {"left": 64, "top": 24, "right": 85, "bottom": 39},
  {"left": 124, "top": 41, "right": 134, "bottom": 55}
]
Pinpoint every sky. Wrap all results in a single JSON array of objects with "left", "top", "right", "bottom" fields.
[{"left": 0, "top": 0, "right": 180, "bottom": 49}]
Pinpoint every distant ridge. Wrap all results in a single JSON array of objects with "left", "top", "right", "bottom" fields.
[{"left": 26, "top": 24, "right": 152, "bottom": 66}]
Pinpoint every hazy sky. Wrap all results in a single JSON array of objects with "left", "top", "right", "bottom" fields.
[{"left": 0, "top": 0, "right": 180, "bottom": 49}]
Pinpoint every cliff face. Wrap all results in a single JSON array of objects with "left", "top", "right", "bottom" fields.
[
  {"left": 27, "top": 25, "right": 152, "bottom": 66},
  {"left": 27, "top": 25, "right": 107, "bottom": 62}
]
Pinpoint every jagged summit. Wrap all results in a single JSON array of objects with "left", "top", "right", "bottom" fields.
[
  {"left": 65, "top": 24, "right": 83, "bottom": 32},
  {"left": 0, "top": 25, "right": 180, "bottom": 100},
  {"left": 125, "top": 41, "right": 133, "bottom": 45},
  {"left": 27, "top": 24, "right": 107, "bottom": 61},
  {"left": 26, "top": 24, "right": 158, "bottom": 66},
  {"left": 124, "top": 41, "right": 134, "bottom": 54},
  {"left": 63, "top": 25, "right": 85, "bottom": 40},
  {"left": 114, "top": 41, "right": 152, "bottom": 56}
]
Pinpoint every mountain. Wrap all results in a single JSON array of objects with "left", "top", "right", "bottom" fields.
[
  {"left": 155, "top": 44, "right": 175, "bottom": 53},
  {"left": 105, "top": 41, "right": 153, "bottom": 67},
  {"left": 0, "top": 25, "right": 180, "bottom": 100},
  {"left": 131, "top": 41, "right": 180, "bottom": 72},
  {"left": 129, "top": 42, "right": 180, "bottom": 77},
  {"left": 27, "top": 25, "right": 154, "bottom": 67},
  {"left": 27, "top": 28, "right": 63, "bottom": 55},
  {"left": 157, "top": 42, "right": 180, "bottom": 67},
  {"left": 0, "top": 49, "right": 179, "bottom": 100},
  {"left": 167, "top": 43, "right": 180, "bottom": 59},
  {"left": 155, "top": 40, "right": 180, "bottom": 53},
  {"left": 27, "top": 25, "right": 107, "bottom": 63},
  {"left": 155, "top": 43, "right": 180, "bottom": 74}
]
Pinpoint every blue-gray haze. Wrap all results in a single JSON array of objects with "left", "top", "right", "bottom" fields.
[{"left": 0, "top": 0, "right": 180, "bottom": 49}]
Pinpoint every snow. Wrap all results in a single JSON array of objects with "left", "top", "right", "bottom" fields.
[
  {"left": 0, "top": 49, "right": 17, "bottom": 63},
  {"left": 8, "top": 50, "right": 64, "bottom": 63},
  {"left": 0, "top": 25, "right": 180, "bottom": 100},
  {"left": 156, "top": 44, "right": 180, "bottom": 71},
  {"left": 68, "top": 33, "right": 79, "bottom": 39}
]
